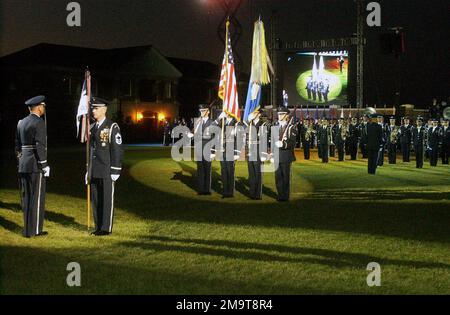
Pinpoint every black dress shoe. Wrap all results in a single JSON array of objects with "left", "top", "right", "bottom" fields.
[
  {"left": 36, "top": 231, "right": 48, "bottom": 236},
  {"left": 90, "top": 230, "right": 100, "bottom": 235},
  {"left": 94, "top": 231, "right": 110, "bottom": 236}
]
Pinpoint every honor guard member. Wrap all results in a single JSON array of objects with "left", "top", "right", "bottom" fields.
[
  {"left": 387, "top": 117, "right": 399, "bottom": 164},
  {"left": 329, "top": 119, "right": 337, "bottom": 158},
  {"left": 317, "top": 118, "right": 332, "bottom": 163},
  {"left": 427, "top": 119, "right": 440, "bottom": 167},
  {"left": 367, "top": 113, "right": 383, "bottom": 175},
  {"left": 273, "top": 107, "right": 298, "bottom": 202},
  {"left": 399, "top": 117, "right": 412, "bottom": 162},
  {"left": 247, "top": 109, "right": 268, "bottom": 200},
  {"left": 334, "top": 118, "right": 347, "bottom": 161},
  {"left": 15, "top": 96, "right": 50, "bottom": 238},
  {"left": 87, "top": 97, "right": 124, "bottom": 236},
  {"left": 412, "top": 117, "right": 426, "bottom": 168},
  {"left": 348, "top": 117, "right": 359, "bottom": 160},
  {"left": 188, "top": 105, "right": 215, "bottom": 195},
  {"left": 216, "top": 111, "right": 241, "bottom": 198},
  {"left": 441, "top": 119, "right": 449, "bottom": 164}
]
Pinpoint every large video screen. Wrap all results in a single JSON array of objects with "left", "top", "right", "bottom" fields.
[{"left": 283, "top": 50, "right": 349, "bottom": 106}]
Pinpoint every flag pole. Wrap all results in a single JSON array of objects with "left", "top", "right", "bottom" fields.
[
  {"left": 86, "top": 69, "right": 91, "bottom": 231},
  {"left": 221, "top": 19, "right": 230, "bottom": 153}
]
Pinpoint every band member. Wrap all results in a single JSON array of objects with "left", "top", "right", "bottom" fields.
[
  {"left": 359, "top": 115, "right": 369, "bottom": 158},
  {"left": 247, "top": 109, "right": 269, "bottom": 200},
  {"left": 334, "top": 118, "right": 348, "bottom": 161},
  {"left": 399, "top": 117, "right": 412, "bottom": 162},
  {"left": 316, "top": 119, "right": 323, "bottom": 159},
  {"left": 302, "top": 119, "right": 314, "bottom": 160},
  {"left": 348, "top": 117, "right": 359, "bottom": 160},
  {"left": 387, "top": 117, "right": 399, "bottom": 164},
  {"left": 367, "top": 114, "right": 383, "bottom": 175},
  {"left": 427, "top": 119, "right": 440, "bottom": 166},
  {"left": 441, "top": 119, "right": 449, "bottom": 164},
  {"left": 15, "top": 95, "right": 50, "bottom": 238},
  {"left": 216, "top": 111, "right": 241, "bottom": 198},
  {"left": 329, "top": 119, "right": 336, "bottom": 157},
  {"left": 412, "top": 117, "right": 426, "bottom": 168},
  {"left": 189, "top": 105, "right": 215, "bottom": 195},
  {"left": 318, "top": 118, "right": 333, "bottom": 163},
  {"left": 87, "top": 97, "right": 124, "bottom": 236},
  {"left": 377, "top": 115, "right": 387, "bottom": 166},
  {"left": 273, "top": 107, "right": 297, "bottom": 202}
]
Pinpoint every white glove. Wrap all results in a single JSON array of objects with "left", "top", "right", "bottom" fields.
[
  {"left": 218, "top": 112, "right": 227, "bottom": 120},
  {"left": 260, "top": 157, "right": 267, "bottom": 162},
  {"left": 43, "top": 166, "right": 50, "bottom": 178},
  {"left": 111, "top": 174, "right": 120, "bottom": 182},
  {"left": 210, "top": 154, "right": 216, "bottom": 160},
  {"left": 234, "top": 155, "right": 240, "bottom": 161},
  {"left": 85, "top": 172, "right": 88, "bottom": 185},
  {"left": 187, "top": 132, "right": 194, "bottom": 138},
  {"left": 270, "top": 158, "right": 275, "bottom": 163},
  {"left": 248, "top": 112, "right": 255, "bottom": 121},
  {"left": 275, "top": 140, "right": 283, "bottom": 148}
]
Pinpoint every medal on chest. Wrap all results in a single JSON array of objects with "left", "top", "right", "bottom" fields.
[{"left": 100, "top": 127, "right": 110, "bottom": 147}]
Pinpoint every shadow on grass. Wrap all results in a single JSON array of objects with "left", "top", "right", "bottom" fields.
[
  {"left": 0, "top": 216, "right": 22, "bottom": 234},
  {"left": 0, "top": 245, "right": 322, "bottom": 294},
  {"left": 120, "top": 235, "right": 450, "bottom": 270}
]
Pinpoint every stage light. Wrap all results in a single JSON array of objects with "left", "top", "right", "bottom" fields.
[
  {"left": 136, "top": 112, "right": 143, "bottom": 122},
  {"left": 158, "top": 113, "right": 166, "bottom": 121}
]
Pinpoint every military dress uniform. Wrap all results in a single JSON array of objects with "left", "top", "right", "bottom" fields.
[
  {"left": 359, "top": 120, "right": 368, "bottom": 158},
  {"left": 15, "top": 96, "right": 49, "bottom": 238},
  {"left": 399, "top": 120, "right": 412, "bottom": 162},
  {"left": 367, "top": 115, "right": 383, "bottom": 175},
  {"left": 387, "top": 119, "right": 399, "bottom": 164},
  {"left": 441, "top": 121, "right": 449, "bottom": 164},
  {"left": 412, "top": 121, "right": 426, "bottom": 168},
  {"left": 217, "top": 116, "right": 241, "bottom": 198},
  {"left": 348, "top": 120, "right": 359, "bottom": 160},
  {"left": 193, "top": 105, "right": 215, "bottom": 195},
  {"left": 88, "top": 98, "right": 124, "bottom": 235},
  {"left": 317, "top": 123, "right": 332, "bottom": 163},
  {"left": 377, "top": 118, "right": 388, "bottom": 166},
  {"left": 273, "top": 108, "right": 298, "bottom": 202},
  {"left": 334, "top": 122, "right": 347, "bottom": 161},
  {"left": 427, "top": 121, "right": 441, "bottom": 167},
  {"left": 247, "top": 114, "right": 269, "bottom": 200}
]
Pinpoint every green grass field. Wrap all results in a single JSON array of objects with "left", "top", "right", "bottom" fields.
[{"left": 1, "top": 147, "right": 449, "bottom": 294}]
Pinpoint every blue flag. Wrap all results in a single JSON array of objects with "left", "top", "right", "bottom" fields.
[{"left": 243, "top": 82, "right": 262, "bottom": 123}]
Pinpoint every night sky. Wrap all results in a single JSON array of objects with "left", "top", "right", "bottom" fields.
[{"left": 1, "top": 0, "right": 448, "bottom": 107}]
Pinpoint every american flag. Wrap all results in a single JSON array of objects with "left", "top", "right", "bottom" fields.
[
  {"left": 77, "top": 70, "right": 91, "bottom": 143},
  {"left": 218, "top": 22, "right": 240, "bottom": 121}
]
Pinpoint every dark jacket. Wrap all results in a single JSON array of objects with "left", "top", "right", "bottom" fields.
[
  {"left": 15, "top": 114, "right": 48, "bottom": 174},
  {"left": 412, "top": 126, "right": 426, "bottom": 147},
  {"left": 367, "top": 122, "right": 383, "bottom": 152},
  {"left": 89, "top": 118, "right": 124, "bottom": 179}
]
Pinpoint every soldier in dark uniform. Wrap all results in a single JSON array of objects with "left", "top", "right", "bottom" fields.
[
  {"left": 399, "top": 117, "right": 412, "bottom": 162},
  {"left": 359, "top": 115, "right": 369, "bottom": 158},
  {"left": 387, "top": 117, "right": 399, "bottom": 164},
  {"left": 317, "top": 118, "right": 332, "bottom": 163},
  {"left": 329, "top": 119, "right": 336, "bottom": 157},
  {"left": 427, "top": 119, "right": 441, "bottom": 167},
  {"left": 273, "top": 107, "right": 297, "bottom": 201},
  {"left": 377, "top": 115, "right": 387, "bottom": 166},
  {"left": 15, "top": 96, "right": 50, "bottom": 238},
  {"left": 367, "top": 114, "right": 383, "bottom": 175},
  {"left": 334, "top": 118, "right": 347, "bottom": 161},
  {"left": 316, "top": 119, "right": 323, "bottom": 159},
  {"left": 87, "top": 97, "right": 124, "bottom": 236},
  {"left": 216, "top": 111, "right": 241, "bottom": 198},
  {"left": 412, "top": 117, "right": 426, "bottom": 168},
  {"left": 300, "top": 119, "right": 313, "bottom": 160},
  {"left": 440, "top": 119, "right": 449, "bottom": 164},
  {"left": 247, "top": 109, "right": 269, "bottom": 200},
  {"left": 348, "top": 117, "right": 359, "bottom": 160},
  {"left": 188, "top": 105, "right": 215, "bottom": 195}
]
